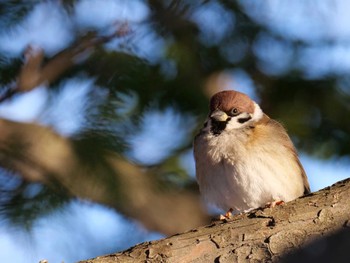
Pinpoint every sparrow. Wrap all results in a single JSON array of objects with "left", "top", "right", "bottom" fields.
[{"left": 193, "top": 90, "right": 310, "bottom": 214}]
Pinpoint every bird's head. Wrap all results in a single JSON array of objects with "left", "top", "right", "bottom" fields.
[{"left": 207, "top": 90, "right": 263, "bottom": 135}]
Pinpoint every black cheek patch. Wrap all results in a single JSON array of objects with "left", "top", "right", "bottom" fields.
[{"left": 238, "top": 116, "right": 252, "bottom": 124}]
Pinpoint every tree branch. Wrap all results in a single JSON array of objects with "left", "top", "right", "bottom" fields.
[
  {"left": 0, "top": 23, "right": 132, "bottom": 102},
  {"left": 78, "top": 178, "right": 350, "bottom": 263},
  {"left": 0, "top": 118, "right": 209, "bottom": 235}
]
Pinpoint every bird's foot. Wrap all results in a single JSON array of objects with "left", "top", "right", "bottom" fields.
[
  {"left": 219, "top": 208, "right": 234, "bottom": 220},
  {"left": 264, "top": 200, "right": 285, "bottom": 208}
]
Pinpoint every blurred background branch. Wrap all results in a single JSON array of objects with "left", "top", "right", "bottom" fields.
[{"left": 0, "top": 118, "right": 208, "bottom": 234}]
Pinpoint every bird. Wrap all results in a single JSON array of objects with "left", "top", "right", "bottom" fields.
[{"left": 193, "top": 90, "right": 310, "bottom": 216}]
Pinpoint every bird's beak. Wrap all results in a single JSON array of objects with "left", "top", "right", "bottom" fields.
[{"left": 210, "top": 110, "right": 229, "bottom": 122}]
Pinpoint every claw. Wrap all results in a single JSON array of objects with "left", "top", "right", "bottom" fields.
[
  {"left": 265, "top": 200, "right": 285, "bottom": 208},
  {"left": 219, "top": 208, "right": 233, "bottom": 220}
]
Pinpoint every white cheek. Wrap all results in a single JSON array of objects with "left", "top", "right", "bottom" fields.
[
  {"left": 226, "top": 102, "right": 263, "bottom": 130},
  {"left": 225, "top": 117, "right": 247, "bottom": 129},
  {"left": 251, "top": 102, "right": 263, "bottom": 122}
]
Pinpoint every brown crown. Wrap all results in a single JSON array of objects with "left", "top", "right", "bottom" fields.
[{"left": 209, "top": 90, "right": 255, "bottom": 114}]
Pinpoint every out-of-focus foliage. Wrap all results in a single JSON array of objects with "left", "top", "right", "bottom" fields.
[
  {"left": 0, "top": 1, "right": 37, "bottom": 30},
  {"left": 0, "top": 0, "right": 349, "bottom": 230}
]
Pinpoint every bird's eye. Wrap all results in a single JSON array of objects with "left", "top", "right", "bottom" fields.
[{"left": 230, "top": 108, "right": 239, "bottom": 116}]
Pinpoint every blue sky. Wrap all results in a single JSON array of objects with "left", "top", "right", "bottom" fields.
[{"left": 0, "top": 1, "right": 349, "bottom": 262}]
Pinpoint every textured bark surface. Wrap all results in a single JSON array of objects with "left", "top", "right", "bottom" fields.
[{"left": 79, "top": 178, "right": 350, "bottom": 263}]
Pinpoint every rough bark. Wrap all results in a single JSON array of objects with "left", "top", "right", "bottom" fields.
[{"left": 79, "top": 178, "right": 350, "bottom": 263}]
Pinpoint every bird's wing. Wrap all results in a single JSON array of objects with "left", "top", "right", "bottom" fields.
[{"left": 261, "top": 115, "right": 311, "bottom": 194}]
